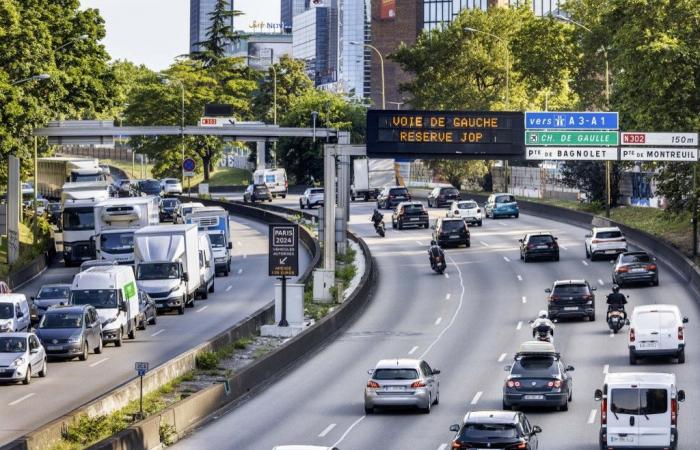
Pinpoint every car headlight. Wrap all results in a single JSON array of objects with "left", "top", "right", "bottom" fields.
[
  {"left": 102, "top": 317, "right": 117, "bottom": 326},
  {"left": 0, "top": 323, "right": 11, "bottom": 331},
  {"left": 64, "top": 245, "right": 72, "bottom": 252},
  {"left": 10, "top": 357, "right": 26, "bottom": 368},
  {"left": 68, "top": 336, "right": 82, "bottom": 344}
]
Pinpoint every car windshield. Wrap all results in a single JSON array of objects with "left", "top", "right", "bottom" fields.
[
  {"left": 496, "top": 195, "right": 515, "bottom": 204},
  {"left": 162, "top": 199, "right": 179, "bottom": 208},
  {"left": 458, "top": 201, "right": 477, "bottom": 209},
  {"left": 0, "top": 337, "right": 26, "bottom": 353},
  {"left": 459, "top": 423, "right": 519, "bottom": 439},
  {"left": 529, "top": 235, "right": 554, "bottom": 245},
  {"left": 71, "top": 289, "right": 118, "bottom": 309},
  {"left": 443, "top": 188, "right": 459, "bottom": 195},
  {"left": 621, "top": 253, "right": 651, "bottom": 263},
  {"left": 403, "top": 204, "right": 424, "bottom": 214},
  {"left": 100, "top": 231, "right": 134, "bottom": 254},
  {"left": 37, "top": 286, "right": 70, "bottom": 300},
  {"left": 40, "top": 312, "right": 83, "bottom": 329},
  {"left": 209, "top": 234, "right": 226, "bottom": 248},
  {"left": 596, "top": 230, "right": 622, "bottom": 239},
  {"left": 165, "top": 180, "right": 179, "bottom": 185},
  {"left": 373, "top": 368, "right": 419, "bottom": 380},
  {"left": 0, "top": 304, "right": 13, "bottom": 319},
  {"left": 254, "top": 185, "right": 268, "bottom": 193},
  {"left": 611, "top": 388, "right": 666, "bottom": 415},
  {"left": 441, "top": 220, "right": 465, "bottom": 232},
  {"left": 511, "top": 356, "right": 559, "bottom": 377},
  {"left": 48, "top": 203, "right": 61, "bottom": 211},
  {"left": 139, "top": 180, "right": 160, "bottom": 190},
  {"left": 390, "top": 188, "right": 408, "bottom": 196},
  {"left": 73, "top": 174, "right": 102, "bottom": 183},
  {"left": 552, "top": 284, "right": 589, "bottom": 295},
  {"left": 63, "top": 207, "right": 95, "bottom": 231},
  {"left": 137, "top": 263, "right": 180, "bottom": 280}
]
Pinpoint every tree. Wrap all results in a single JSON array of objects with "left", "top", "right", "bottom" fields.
[
  {"left": 252, "top": 55, "right": 314, "bottom": 123},
  {"left": 191, "top": 0, "right": 243, "bottom": 67},
  {"left": 561, "top": 161, "right": 622, "bottom": 206},
  {"left": 428, "top": 160, "right": 488, "bottom": 190}
]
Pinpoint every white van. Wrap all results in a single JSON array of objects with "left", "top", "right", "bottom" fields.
[
  {"left": 0, "top": 294, "right": 31, "bottom": 333},
  {"left": 70, "top": 266, "right": 140, "bottom": 346},
  {"left": 595, "top": 372, "right": 685, "bottom": 449},
  {"left": 264, "top": 169, "right": 288, "bottom": 198},
  {"left": 628, "top": 304, "right": 688, "bottom": 365},
  {"left": 197, "top": 232, "right": 215, "bottom": 299}
]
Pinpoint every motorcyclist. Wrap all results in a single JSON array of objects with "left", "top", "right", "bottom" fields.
[
  {"left": 428, "top": 240, "right": 445, "bottom": 268},
  {"left": 531, "top": 310, "right": 555, "bottom": 338},
  {"left": 371, "top": 209, "right": 383, "bottom": 226},
  {"left": 606, "top": 285, "right": 628, "bottom": 319}
]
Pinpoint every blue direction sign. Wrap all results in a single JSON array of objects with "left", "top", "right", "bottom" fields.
[
  {"left": 525, "top": 111, "right": 619, "bottom": 130},
  {"left": 182, "top": 158, "right": 196, "bottom": 173}
]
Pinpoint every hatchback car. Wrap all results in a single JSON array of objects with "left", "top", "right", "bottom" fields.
[
  {"left": 364, "top": 359, "right": 440, "bottom": 414},
  {"left": 137, "top": 179, "right": 163, "bottom": 196},
  {"left": 520, "top": 233, "right": 559, "bottom": 262},
  {"left": 448, "top": 200, "right": 482, "bottom": 226},
  {"left": 0, "top": 332, "right": 48, "bottom": 384},
  {"left": 629, "top": 304, "right": 688, "bottom": 365},
  {"left": 35, "top": 305, "right": 103, "bottom": 361},
  {"left": 545, "top": 280, "right": 596, "bottom": 321},
  {"left": 30, "top": 284, "right": 71, "bottom": 326},
  {"left": 449, "top": 411, "right": 542, "bottom": 450},
  {"left": 427, "top": 186, "right": 460, "bottom": 208},
  {"left": 243, "top": 184, "right": 273, "bottom": 203},
  {"left": 137, "top": 291, "right": 157, "bottom": 330},
  {"left": 485, "top": 193, "right": 519, "bottom": 219},
  {"left": 433, "top": 217, "right": 470, "bottom": 248},
  {"left": 585, "top": 226, "right": 627, "bottom": 260},
  {"left": 299, "top": 188, "right": 324, "bottom": 209},
  {"left": 160, "top": 197, "right": 181, "bottom": 222},
  {"left": 377, "top": 186, "right": 411, "bottom": 209},
  {"left": 117, "top": 179, "right": 134, "bottom": 197},
  {"left": 503, "top": 341, "right": 574, "bottom": 411},
  {"left": 391, "top": 201, "right": 429, "bottom": 229},
  {"left": 611, "top": 251, "right": 659, "bottom": 287},
  {"left": 161, "top": 178, "right": 183, "bottom": 195}
]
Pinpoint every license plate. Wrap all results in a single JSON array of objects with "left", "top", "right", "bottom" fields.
[
  {"left": 47, "top": 345, "right": 62, "bottom": 351},
  {"left": 523, "top": 395, "right": 544, "bottom": 400},
  {"left": 410, "top": 218, "right": 419, "bottom": 221},
  {"left": 156, "top": 304, "right": 165, "bottom": 308},
  {"left": 606, "top": 250, "right": 618, "bottom": 254},
  {"left": 385, "top": 386, "right": 405, "bottom": 392},
  {"left": 449, "top": 235, "right": 459, "bottom": 239},
  {"left": 564, "top": 306, "right": 579, "bottom": 311},
  {"left": 631, "top": 268, "right": 645, "bottom": 273},
  {"left": 611, "top": 435, "right": 634, "bottom": 443},
  {"left": 638, "top": 341, "right": 658, "bottom": 349},
  {"left": 537, "top": 245, "right": 548, "bottom": 249}
]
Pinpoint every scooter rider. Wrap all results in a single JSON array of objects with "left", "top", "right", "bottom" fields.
[
  {"left": 606, "top": 285, "right": 628, "bottom": 319},
  {"left": 371, "top": 209, "right": 383, "bottom": 227},
  {"left": 531, "top": 310, "right": 555, "bottom": 338},
  {"left": 428, "top": 240, "right": 445, "bottom": 267}
]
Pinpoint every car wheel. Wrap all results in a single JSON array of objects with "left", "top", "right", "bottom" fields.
[
  {"left": 364, "top": 405, "right": 373, "bottom": 415},
  {"left": 589, "top": 313, "right": 596, "bottom": 322},
  {"left": 554, "top": 254, "right": 560, "bottom": 262},
  {"left": 115, "top": 329, "right": 123, "bottom": 347},
  {"left": 568, "top": 390, "right": 572, "bottom": 402},
  {"left": 39, "top": 359, "right": 48, "bottom": 377},
  {"left": 502, "top": 400, "right": 511, "bottom": 410},
  {"left": 478, "top": 220, "right": 482, "bottom": 227},
  {"left": 150, "top": 314, "right": 157, "bottom": 325},
  {"left": 422, "top": 395, "right": 431, "bottom": 414},
  {"left": 22, "top": 366, "right": 31, "bottom": 385},
  {"left": 465, "top": 241, "right": 470, "bottom": 248},
  {"left": 629, "top": 351, "right": 637, "bottom": 365},
  {"left": 398, "top": 221, "right": 403, "bottom": 230},
  {"left": 178, "top": 304, "right": 185, "bottom": 315},
  {"left": 559, "top": 401, "right": 568, "bottom": 412},
  {"left": 678, "top": 349, "right": 686, "bottom": 364},
  {"left": 391, "top": 220, "right": 396, "bottom": 229},
  {"left": 427, "top": 199, "right": 432, "bottom": 207},
  {"left": 79, "top": 342, "right": 89, "bottom": 361},
  {"left": 95, "top": 337, "right": 103, "bottom": 354},
  {"left": 653, "top": 278, "right": 659, "bottom": 286},
  {"left": 128, "top": 325, "right": 136, "bottom": 339},
  {"left": 434, "top": 388, "right": 440, "bottom": 405},
  {"left": 209, "top": 281, "right": 215, "bottom": 293},
  {"left": 299, "top": 200, "right": 304, "bottom": 209},
  {"left": 515, "top": 213, "right": 519, "bottom": 218},
  {"left": 138, "top": 318, "right": 147, "bottom": 330},
  {"left": 585, "top": 246, "right": 590, "bottom": 258}
]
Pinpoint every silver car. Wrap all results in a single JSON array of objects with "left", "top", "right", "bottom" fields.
[
  {"left": 299, "top": 188, "right": 324, "bottom": 209},
  {"left": 0, "top": 332, "right": 48, "bottom": 384},
  {"left": 364, "top": 358, "right": 440, "bottom": 414}
]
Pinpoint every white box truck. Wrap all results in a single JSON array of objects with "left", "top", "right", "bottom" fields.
[
  {"left": 60, "top": 182, "right": 112, "bottom": 266},
  {"left": 38, "top": 157, "right": 107, "bottom": 199},
  {"left": 254, "top": 168, "right": 288, "bottom": 198},
  {"left": 133, "top": 224, "right": 201, "bottom": 315},
  {"left": 69, "top": 265, "right": 140, "bottom": 346},
  {"left": 94, "top": 196, "right": 160, "bottom": 264},
  {"left": 185, "top": 206, "right": 232, "bottom": 276},
  {"left": 351, "top": 158, "right": 396, "bottom": 201}
]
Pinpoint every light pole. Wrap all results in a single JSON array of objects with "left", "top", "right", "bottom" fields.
[
  {"left": 350, "top": 41, "right": 385, "bottom": 109},
  {"left": 554, "top": 15, "right": 612, "bottom": 217},
  {"left": 11, "top": 74, "right": 50, "bottom": 86},
  {"left": 159, "top": 75, "right": 186, "bottom": 183},
  {"left": 55, "top": 34, "right": 89, "bottom": 52}
]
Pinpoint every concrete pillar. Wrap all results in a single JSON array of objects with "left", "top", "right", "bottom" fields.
[
  {"left": 256, "top": 140, "right": 266, "bottom": 171},
  {"left": 323, "top": 147, "right": 336, "bottom": 272}
]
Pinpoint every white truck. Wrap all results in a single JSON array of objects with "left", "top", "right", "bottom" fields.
[
  {"left": 133, "top": 224, "right": 201, "bottom": 315},
  {"left": 60, "top": 182, "right": 111, "bottom": 266},
  {"left": 38, "top": 157, "right": 107, "bottom": 199},
  {"left": 254, "top": 168, "right": 288, "bottom": 198},
  {"left": 185, "top": 206, "right": 233, "bottom": 276},
  {"left": 351, "top": 158, "right": 396, "bottom": 201},
  {"left": 94, "top": 196, "right": 160, "bottom": 264}
]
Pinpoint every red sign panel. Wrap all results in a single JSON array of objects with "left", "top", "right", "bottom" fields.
[
  {"left": 623, "top": 133, "right": 645, "bottom": 144},
  {"left": 380, "top": 0, "right": 396, "bottom": 20}
]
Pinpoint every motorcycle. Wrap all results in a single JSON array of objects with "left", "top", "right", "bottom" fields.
[
  {"left": 529, "top": 320, "right": 554, "bottom": 343},
  {"left": 607, "top": 307, "right": 627, "bottom": 334},
  {"left": 373, "top": 220, "right": 385, "bottom": 237},
  {"left": 431, "top": 254, "right": 446, "bottom": 274}
]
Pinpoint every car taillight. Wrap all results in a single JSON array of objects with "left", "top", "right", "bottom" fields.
[
  {"left": 451, "top": 441, "right": 464, "bottom": 449},
  {"left": 367, "top": 380, "right": 380, "bottom": 388},
  {"left": 601, "top": 398, "right": 607, "bottom": 424},
  {"left": 678, "top": 326, "right": 684, "bottom": 340},
  {"left": 630, "top": 328, "right": 635, "bottom": 342},
  {"left": 646, "top": 264, "right": 657, "bottom": 271},
  {"left": 671, "top": 398, "right": 678, "bottom": 425},
  {"left": 592, "top": 239, "right": 601, "bottom": 244},
  {"left": 411, "top": 380, "right": 426, "bottom": 388},
  {"left": 407, "top": 194, "right": 412, "bottom": 199},
  {"left": 549, "top": 295, "right": 560, "bottom": 302},
  {"left": 583, "top": 294, "right": 593, "bottom": 301},
  {"left": 547, "top": 379, "right": 563, "bottom": 388},
  {"left": 617, "top": 267, "right": 629, "bottom": 273},
  {"left": 506, "top": 380, "right": 521, "bottom": 388},
  {"left": 527, "top": 244, "right": 535, "bottom": 249},
  {"left": 389, "top": 195, "right": 396, "bottom": 198},
  {"left": 507, "top": 442, "right": 527, "bottom": 450},
  {"left": 552, "top": 241, "right": 559, "bottom": 248}
]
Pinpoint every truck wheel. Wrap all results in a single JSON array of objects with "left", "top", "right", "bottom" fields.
[
  {"left": 299, "top": 200, "right": 304, "bottom": 209},
  {"left": 209, "top": 281, "right": 215, "bottom": 293},
  {"left": 128, "top": 325, "right": 136, "bottom": 339},
  {"left": 178, "top": 304, "right": 185, "bottom": 315},
  {"left": 115, "top": 329, "right": 123, "bottom": 347},
  {"left": 202, "top": 286, "right": 209, "bottom": 299},
  {"left": 186, "top": 294, "right": 194, "bottom": 307},
  {"left": 351, "top": 194, "right": 355, "bottom": 201}
]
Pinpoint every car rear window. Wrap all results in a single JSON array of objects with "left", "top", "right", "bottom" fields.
[
  {"left": 511, "top": 357, "right": 558, "bottom": 377},
  {"left": 496, "top": 195, "right": 515, "bottom": 204},
  {"left": 611, "top": 388, "right": 667, "bottom": 415},
  {"left": 310, "top": 189, "right": 324, "bottom": 194},
  {"left": 528, "top": 235, "right": 554, "bottom": 244},
  {"left": 373, "top": 368, "right": 419, "bottom": 380},
  {"left": 165, "top": 179, "right": 178, "bottom": 185},
  {"left": 596, "top": 230, "right": 623, "bottom": 239},
  {"left": 441, "top": 220, "right": 466, "bottom": 232},
  {"left": 403, "top": 204, "right": 425, "bottom": 213},
  {"left": 442, "top": 188, "right": 459, "bottom": 195},
  {"left": 621, "top": 253, "right": 651, "bottom": 263},
  {"left": 552, "top": 284, "right": 589, "bottom": 296},
  {"left": 457, "top": 201, "right": 477, "bottom": 209},
  {"left": 254, "top": 185, "right": 268, "bottom": 192},
  {"left": 390, "top": 188, "right": 408, "bottom": 196},
  {"left": 459, "top": 423, "right": 518, "bottom": 440}
]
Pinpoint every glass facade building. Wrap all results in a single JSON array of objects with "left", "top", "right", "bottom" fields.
[
  {"left": 189, "top": 0, "right": 236, "bottom": 53},
  {"left": 281, "top": 0, "right": 311, "bottom": 31},
  {"left": 338, "top": 0, "right": 371, "bottom": 99},
  {"left": 423, "top": 0, "right": 565, "bottom": 31},
  {"left": 292, "top": 7, "right": 337, "bottom": 84}
]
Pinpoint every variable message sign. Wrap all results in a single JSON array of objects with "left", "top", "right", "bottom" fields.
[
  {"left": 526, "top": 147, "right": 618, "bottom": 161},
  {"left": 526, "top": 131, "right": 618, "bottom": 146},
  {"left": 269, "top": 224, "right": 299, "bottom": 277},
  {"left": 524, "top": 111, "right": 619, "bottom": 130}
]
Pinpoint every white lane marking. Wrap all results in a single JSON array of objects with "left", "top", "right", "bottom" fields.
[
  {"left": 434, "top": 317, "right": 442, "bottom": 326},
  {"left": 503, "top": 256, "right": 511, "bottom": 262},
  {"left": 522, "top": 296, "right": 527, "bottom": 304},
  {"left": 151, "top": 329, "right": 165, "bottom": 337},
  {"left": 226, "top": 285, "right": 232, "bottom": 292},
  {"left": 331, "top": 416, "right": 366, "bottom": 448},
  {"left": 598, "top": 279, "right": 605, "bottom": 286},
  {"left": 196, "top": 306, "right": 208, "bottom": 313},
  {"left": 243, "top": 254, "right": 247, "bottom": 259},
  {"left": 437, "top": 444, "right": 448, "bottom": 450},
  {"left": 560, "top": 245, "right": 568, "bottom": 250},
  {"left": 609, "top": 332, "right": 615, "bottom": 338},
  {"left": 499, "top": 222, "right": 507, "bottom": 227},
  {"left": 582, "top": 260, "right": 589, "bottom": 266},
  {"left": 237, "top": 268, "right": 243, "bottom": 275},
  {"left": 444, "top": 273, "right": 449, "bottom": 279},
  {"left": 445, "top": 293, "right": 451, "bottom": 300},
  {"left": 480, "top": 241, "right": 490, "bottom": 247},
  {"left": 587, "top": 409, "right": 597, "bottom": 424},
  {"left": 318, "top": 423, "right": 337, "bottom": 437},
  {"left": 470, "top": 391, "right": 483, "bottom": 405},
  {"left": 603, "top": 364, "right": 609, "bottom": 374},
  {"left": 408, "top": 346, "right": 419, "bottom": 355},
  {"left": 416, "top": 240, "right": 424, "bottom": 246},
  {"left": 9, "top": 393, "right": 35, "bottom": 406},
  {"left": 517, "top": 275, "right": 523, "bottom": 282},
  {"left": 498, "top": 353, "right": 507, "bottom": 362},
  {"left": 516, "top": 321, "right": 523, "bottom": 330},
  {"left": 89, "top": 358, "right": 109, "bottom": 368}
]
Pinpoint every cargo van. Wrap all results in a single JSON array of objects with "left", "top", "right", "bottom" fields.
[
  {"left": 595, "top": 372, "right": 685, "bottom": 449},
  {"left": 254, "top": 168, "right": 288, "bottom": 198},
  {"left": 69, "top": 266, "right": 140, "bottom": 346},
  {"left": 0, "top": 294, "right": 31, "bottom": 333},
  {"left": 197, "top": 232, "right": 215, "bottom": 299},
  {"left": 628, "top": 304, "right": 688, "bottom": 365},
  {"left": 185, "top": 206, "right": 232, "bottom": 276}
]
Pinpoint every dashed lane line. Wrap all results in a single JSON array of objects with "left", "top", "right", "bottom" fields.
[
  {"left": 226, "top": 285, "right": 233, "bottom": 292},
  {"left": 480, "top": 241, "right": 490, "bottom": 247},
  {"left": 408, "top": 346, "right": 419, "bottom": 355},
  {"left": 331, "top": 416, "right": 366, "bottom": 448},
  {"left": 151, "top": 329, "right": 165, "bottom": 337},
  {"left": 587, "top": 409, "right": 597, "bottom": 424},
  {"left": 9, "top": 393, "right": 35, "bottom": 406},
  {"left": 522, "top": 296, "right": 527, "bottom": 304},
  {"left": 434, "top": 317, "right": 442, "bottom": 326},
  {"left": 598, "top": 279, "right": 605, "bottom": 286},
  {"left": 470, "top": 391, "right": 483, "bottom": 405},
  {"left": 445, "top": 293, "right": 451, "bottom": 300},
  {"left": 498, "top": 353, "right": 507, "bottom": 362},
  {"left": 318, "top": 423, "right": 336, "bottom": 438},
  {"left": 582, "top": 260, "right": 589, "bottom": 266},
  {"left": 89, "top": 358, "right": 109, "bottom": 368},
  {"left": 196, "top": 306, "right": 208, "bottom": 313},
  {"left": 503, "top": 256, "right": 511, "bottom": 262},
  {"left": 517, "top": 275, "right": 523, "bottom": 282},
  {"left": 516, "top": 321, "right": 523, "bottom": 330}
]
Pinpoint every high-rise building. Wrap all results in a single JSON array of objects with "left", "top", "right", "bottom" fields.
[
  {"left": 424, "top": 0, "right": 565, "bottom": 30},
  {"left": 281, "top": 0, "right": 311, "bottom": 32},
  {"left": 337, "top": 0, "right": 372, "bottom": 99},
  {"left": 293, "top": 6, "right": 338, "bottom": 85},
  {"left": 190, "top": 0, "right": 236, "bottom": 53}
]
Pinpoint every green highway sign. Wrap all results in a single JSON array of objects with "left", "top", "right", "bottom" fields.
[{"left": 525, "top": 131, "right": 618, "bottom": 146}]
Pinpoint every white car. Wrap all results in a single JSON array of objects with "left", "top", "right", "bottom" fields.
[
  {"left": 447, "top": 200, "right": 482, "bottom": 226},
  {"left": 299, "top": 188, "right": 324, "bottom": 209},
  {"left": 629, "top": 304, "right": 688, "bottom": 364},
  {"left": 585, "top": 226, "right": 627, "bottom": 260},
  {"left": 364, "top": 358, "right": 440, "bottom": 414},
  {"left": 162, "top": 178, "right": 183, "bottom": 195},
  {"left": 0, "top": 332, "right": 48, "bottom": 384}
]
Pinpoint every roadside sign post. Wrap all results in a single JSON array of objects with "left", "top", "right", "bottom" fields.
[
  {"left": 183, "top": 158, "right": 196, "bottom": 196},
  {"left": 134, "top": 362, "right": 149, "bottom": 420},
  {"left": 269, "top": 224, "right": 299, "bottom": 327}
]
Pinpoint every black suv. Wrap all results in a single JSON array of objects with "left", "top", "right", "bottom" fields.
[
  {"left": 427, "top": 186, "right": 460, "bottom": 208},
  {"left": 35, "top": 305, "right": 103, "bottom": 361},
  {"left": 520, "top": 233, "right": 559, "bottom": 262},
  {"left": 377, "top": 186, "right": 410, "bottom": 209},
  {"left": 545, "top": 280, "right": 596, "bottom": 321},
  {"left": 503, "top": 349, "right": 574, "bottom": 411},
  {"left": 138, "top": 179, "right": 162, "bottom": 196},
  {"left": 450, "top": 411, "right": 542, "bottom": 449},
  {"left": 433, "top": 217, "right": 470, "bottom": 248},
  {"left": 243, "top": 184, "right": 273, "bottom": 203},
  {"left": 160, "top": 198, "right": 180, "bottom": 222},
  {"left": 391, "top": 202, "right": 429, "bottom": 229}
]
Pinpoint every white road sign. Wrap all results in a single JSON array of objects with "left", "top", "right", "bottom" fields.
[
  {"left": 198, "top": 117, "right": 237, "bottom": 127},
  {"left": 621, "top": 132, "right": 697, "bottom": 147},
  {"left": 620, "top": 147, "right": 698, "bottom": 162},
  {"left": 526, "top": 147, "right": 617, "bottom": 161}
]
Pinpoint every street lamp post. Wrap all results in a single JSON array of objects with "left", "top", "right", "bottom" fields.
[
  {"left": 249, "top": 55, "right": 281, "bottom": 167},
  {"left": 55, "top": 34, "right": 89, "bottom": 52},
  {"left": 159, "top": 75, "right": 186, "bottom": 183},
  {"left": 350, "top": 41, "right": 385, "bottom": 109}
]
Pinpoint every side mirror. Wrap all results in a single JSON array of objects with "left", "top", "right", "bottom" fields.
[
  {"left": 30, "top": 348, "right": 39, "bottom": 354},
  {"left": 553, "top": 237, "right": 558, "bottom": 240},
  {"left": 227, "top": 242, "right": 233, "bottom": 250},
  {"left": 609, "top": 260, "right": 615, "bottom": 264},
  {"left": 677, "top": 390, "right": 686, "bottom": 402},
  {"left": 566, "top": 365, "right": 575, "bottom": 372},
  {"left": 544, "top": 288, "right": 552, "bottom": 293},
  {"left": 449, "top": 424, "right": 460, "bottom": 433},
  {"left": 367, "top": 369, "right": 374, "bottom": 375},
  {"left": 532, "top": 425, "right": 542, "bottom": 434},
  {"left": 119, "top": 302, "right": 127, "bottom": 312},
  {"left": 30, "top": 296, "right": 35, "bottom": 301},
  {"left": 16, "top": 310, "right": 23, "bottom": 318},
  {"left": 518, "top": 239, "right": 523, "bottom": 243},
  {"left": 683, "top": 317, "right": 689, "bottom": 324},
  {"left": 585, "top": 234, "right": 592, "bottom": 238},
  {"left": 182, "top": 273, "right": 189, "bottom": 282},
  {"left": 504, "top": 365, "right": 512, "bottom": 371},
  {"left": 594, "top": 389, "right": 603, "bottom": 401},
  {"left": 528, "top": 319, "right": 534, "bottom": 324},
  {"left": 432, "top": 369, "right": 441, "bottom": 375},
  {"left": 591, "top": 287, "right": 597, "bottom": 291}
]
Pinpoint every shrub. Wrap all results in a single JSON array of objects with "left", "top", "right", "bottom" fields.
[{"left": 195, "top": 351, "right": 219, "bottom": 370}]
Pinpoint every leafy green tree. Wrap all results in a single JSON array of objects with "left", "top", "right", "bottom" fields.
[
  {"left": 428, "top": 160, "right": 489, "bottom": 190},
  {"left": 191, "top": 0, "right": 243, "bottom": 67},
  {"left": 252, "top": 55, "right": 314, "bottom": 123},
  {"left": 561, "top": 161, "right": 622, "bottom": 207}
]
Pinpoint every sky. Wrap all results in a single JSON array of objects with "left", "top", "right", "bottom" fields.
[{"left": 80, "top": 0, "right": 280, "bottom": 71}]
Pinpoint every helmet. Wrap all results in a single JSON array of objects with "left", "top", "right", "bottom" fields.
[
  {"left": 612, "top": 284, "right": 620, "bottom": 293},
  {"left": 430, "top": 240, "right": 437, "bottom": 246},
  {"left": 538, "top": 310, "right": 548, "bottom": 319},
  {"left": 373, "top": 209, "right": 379, "bottom": 214}
]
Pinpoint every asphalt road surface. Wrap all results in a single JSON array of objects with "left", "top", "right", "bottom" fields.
[
  {"left": 0, "top": 215, "right": 310, "bottom": 445},
  {"left": 173, "top": 195, "right": 699, "bottom": 450}
]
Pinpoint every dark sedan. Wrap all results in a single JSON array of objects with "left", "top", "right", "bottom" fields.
[
  {"left": 35, "top": 305, "right": 103, "bottom": 361},
  {"left": 391, "top": 202, "right": 429, "bottom": 229},
  {"left": 46, "top": 202, "right": 62, "bottom": 225},
  {"left": 450, "top": 411, "right": 541, "bottom": 450},
  {"left": 503, "top": 350, "right": 574, "bottom": 411},
  {"left": 137, "top": 291, "right": 157, "bottom": 329},
  {"left": 546, "top": 280, "right": 596, "bottom": 321},
  {"left": 520, "top": 233, "right": 559, "bottom": 262},
  {"left": 30, "top": 284, "right": 71, "bottom": 326},
  {"left": 160, "top": 198, "right": 180, "bottom": 222},
  {"left": 433, "top": 217, "right": 470, "bottom": 248},
  {"left": 427, "top": 186, "right": 460, "bottom": 208},
  {"left": 243, "top": 184, "right": 272, "bottom": 203},
  {"left": 611, "top": 251, "right": 659, "bottom": 287}
]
